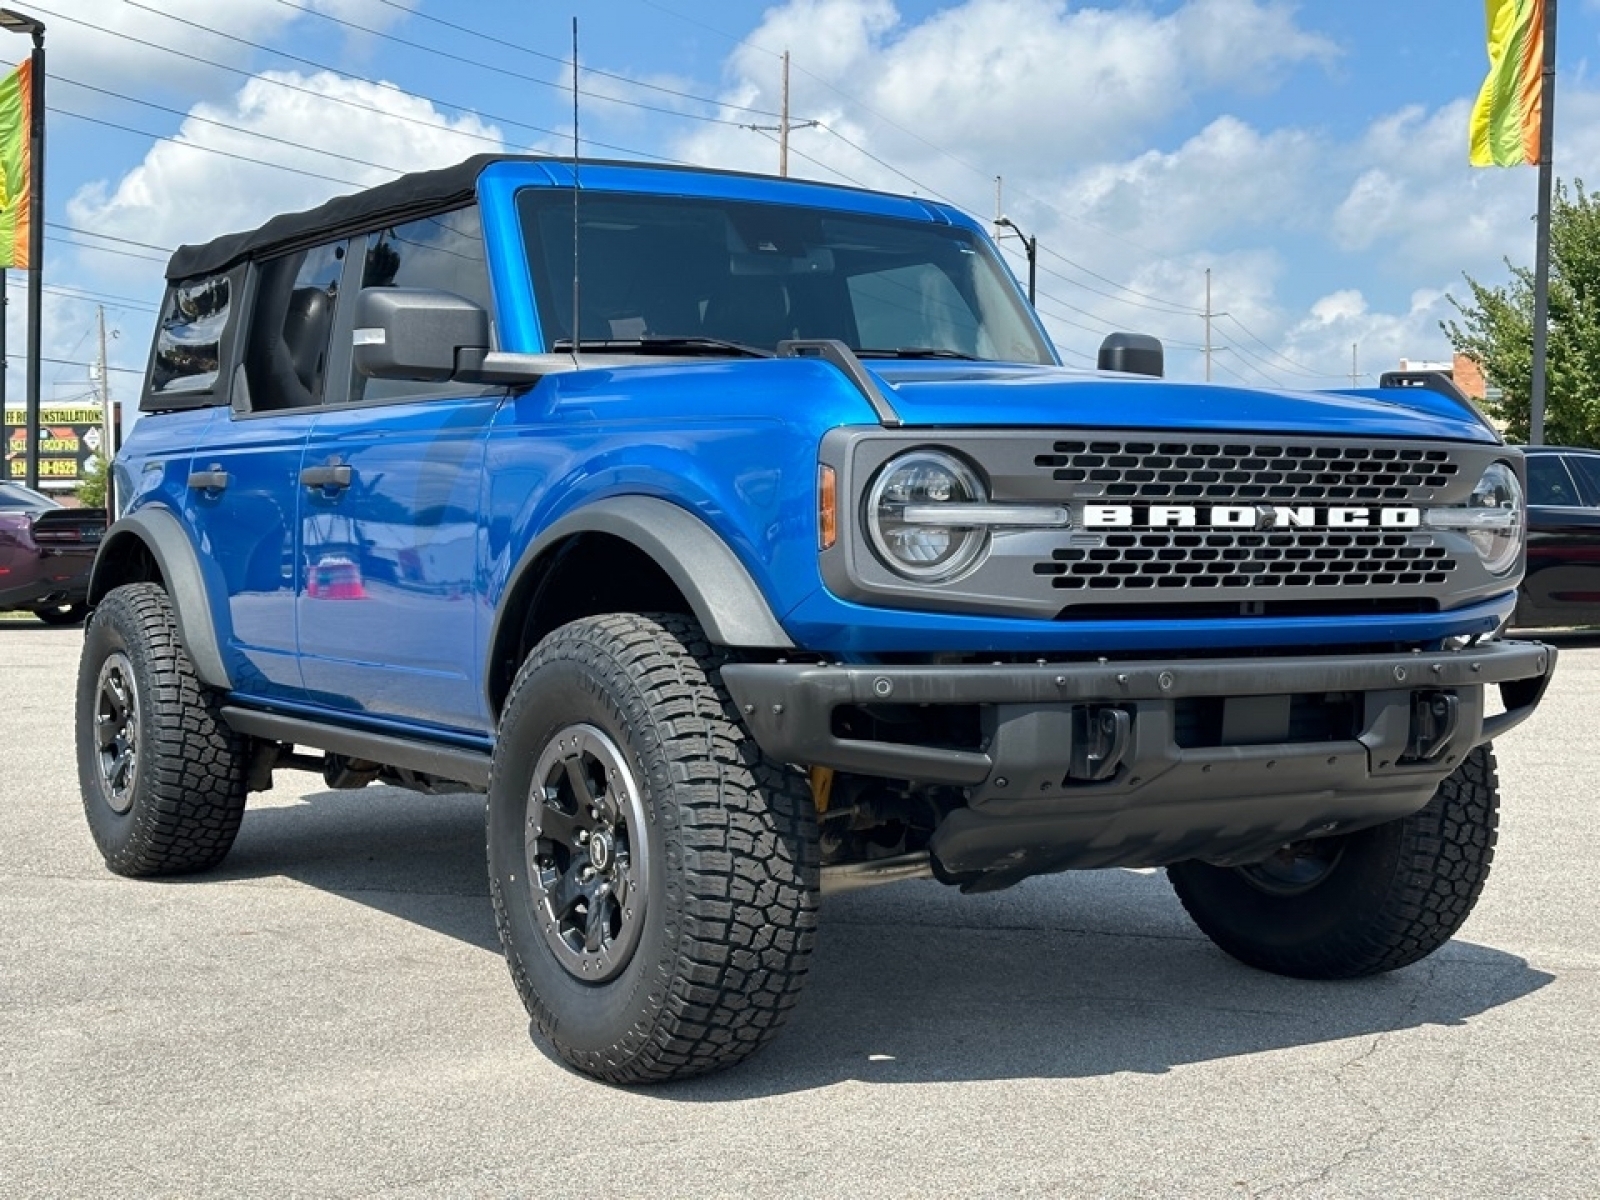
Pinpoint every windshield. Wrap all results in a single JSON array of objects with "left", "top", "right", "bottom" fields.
[{"left": 517, "top": 190, "right": 1053, "bottom": 364}]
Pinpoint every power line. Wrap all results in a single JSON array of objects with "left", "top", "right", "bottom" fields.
[
  {"left": 44, "top": 228, "right": 168, "bottom": 264},
  {"left": 362, "top": 0, "right": 790, "bottom": 121},
  {"left": 1218, "top": 311, "right": 1344, "bottom": 379},
  {"left": 745, "top": 127, "right": 870, "bottom": 190},
  {"left": 267, "top": 0, "right": 757, "bottom": 129},
  {"left": 5, "top": 280, "right": 161, "bottom": 313},
  {"left": 813, "top": 123, "right": 953, "bottom": 202},
  {"left": 45, "top": 222, "right": 172, "bottom": 255},
  {"left": 54, "top": 75, "right": 419, "bottom": 178},
  {"left": 121, "top": 2, "right": 581, "bottom": 142},
  {"left": 5, "top": 353, "right": 144, "bottom": 375},
  {"left": 27, "top": 2, "right": 506, "bottom": 152},
  {"left": 51, "top": 105, "right": 366, "bottom": 188}
]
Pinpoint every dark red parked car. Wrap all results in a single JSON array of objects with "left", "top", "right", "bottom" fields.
[
  {"left": 0, "top": 482, "right": 106, "bottom": 625},
  {"left": 1515, "top": 445, "right": 1600, "bottom": 629}
]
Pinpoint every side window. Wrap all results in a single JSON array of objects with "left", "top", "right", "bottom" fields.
[
  {"left": 243, "top": 240, "right": 348, "bottom": 413},
  {"left": 350, "top": 205, "right": 492, "bottom": 405},
  {"left": 151, "top": 274, "right": 230, "bottom": 396},
  {"left": 1525, "top": 455, "right": 1581, "bottom": 507},
  {"left": 1561, "top": 454, "right": 1600, "bottom": 505}
]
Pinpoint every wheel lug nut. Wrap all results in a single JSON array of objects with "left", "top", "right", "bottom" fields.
[{"left": 577, "top": 830, "right": 589, "bottom": 843}]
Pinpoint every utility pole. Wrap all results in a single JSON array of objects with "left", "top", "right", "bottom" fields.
[
  {"left": 779, "top": 51, "right": 791, "bottom": 177},
  {"left": 1529, "top": 0, "right": 1559, "bottom": 444},
  {"left": 96, "top": 305, "right": 114, "bottom": 512},
  {"left": 1350, "top": 343, "right": 1359, "bottom": 387},
  {"left": 743, "top": 50, "right": 817, "bottom": 177},
  {"left": 1204, "top": 268, "right": 1212, "bottom": 382}
]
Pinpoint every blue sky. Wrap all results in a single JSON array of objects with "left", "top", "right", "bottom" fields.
[{"left": 19, "top": 0, "right": 1600, "bottom": 408}]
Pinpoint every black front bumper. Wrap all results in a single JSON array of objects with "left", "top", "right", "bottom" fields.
[{"left": 722, "top": 640, "right": 1556, "bottom": 878}]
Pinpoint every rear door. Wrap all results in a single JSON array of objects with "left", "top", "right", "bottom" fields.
[{"left": 183, "top": 240, "right": 349, "bottom": 701}]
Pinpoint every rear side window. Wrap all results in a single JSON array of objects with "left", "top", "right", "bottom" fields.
[
  {"left": 350, "top": 206, "right": 493, "bottom": 405},
  {"left": 1526, "top": 455, "right": 1581, "bottom": 507},
  {"left": 243, "top": 241, "right": 348, "bottom": 413},
  {"left": 151, "top": 275, "right": 230, "bottom": 396}
]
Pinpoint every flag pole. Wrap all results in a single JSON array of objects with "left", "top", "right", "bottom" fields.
[{"left": 1529, "top": 0, "right": 1558, "bottom": 446}]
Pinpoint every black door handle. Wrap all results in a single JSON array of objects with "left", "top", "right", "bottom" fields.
[
  {"left": 300, "top": 464, "right": 353, "bottom": 490},
  {"left": 187, "top": 469, "right": 229, "bottom": 492}
]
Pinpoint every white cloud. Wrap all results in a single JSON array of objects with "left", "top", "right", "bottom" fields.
[
  {"left": 678, "top": 0, "right": 1335, "bottom": 187},
  {"left": 40, "top": 0, "right": 420, "bottom": 105},
  {"left": 67, "top": 70, "right": 503, "bottom": 274}
]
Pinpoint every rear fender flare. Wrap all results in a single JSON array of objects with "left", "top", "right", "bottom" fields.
[{"left": 89, "top": 507, "right": 232, "bottom": 690}]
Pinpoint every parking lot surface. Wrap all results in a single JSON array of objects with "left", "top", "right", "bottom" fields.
[{"left": 2, "top": 620, "right": 1596, "bottom": 1198}]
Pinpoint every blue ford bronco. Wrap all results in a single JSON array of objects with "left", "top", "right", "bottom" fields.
[{"left": 77, "top": 155, "right": 1555, "bottom": 1083}]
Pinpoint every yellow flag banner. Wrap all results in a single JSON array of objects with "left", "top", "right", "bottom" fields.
[
  {"left": 1469, "top": 0, "right": 1544, "bottom": 167},
  {"left": 0, "top": 58, "right": 30, "bottom": 268}
]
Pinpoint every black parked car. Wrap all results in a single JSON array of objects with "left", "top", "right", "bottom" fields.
[
  {"left": 1515, "top": 445, "right": 1600, "bottom": 628},
  {"left": 0, "top": 482, "right": 106, "bottom": 624}
]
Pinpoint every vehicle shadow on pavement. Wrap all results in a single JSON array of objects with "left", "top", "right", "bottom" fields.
[
  {"left": 212, "top": 781, "right": 1554, "bottom": 1095},
  {"left": 1522, "top": 627, "right": 1600, "bottom": 650}
]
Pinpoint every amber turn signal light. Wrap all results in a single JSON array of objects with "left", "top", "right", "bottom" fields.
[{"left": 818, "top": 464, "right": 837, "bottom": 550}]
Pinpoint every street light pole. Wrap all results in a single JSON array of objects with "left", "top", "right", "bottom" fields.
[
  {"left": 0, "top": 8, "right": 43, "bottom": 490},
  {"left": 994, "top": 215, "right": 1037, "bottom": 306}
]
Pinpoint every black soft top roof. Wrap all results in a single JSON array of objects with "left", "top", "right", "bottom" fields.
[
  {"left": 166, "top": 153, "right": 528, "bottom": 281},
  {"left": 166, "top": 152, "right": 924, "bottom": 282}
]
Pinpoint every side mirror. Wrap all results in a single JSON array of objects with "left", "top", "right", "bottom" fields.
[
  {"left": 353, "top": 287, "right": 489, "bottom": 381},
  {"left": 1098, "top": 332, "right": 1164, "bottom": 379}
]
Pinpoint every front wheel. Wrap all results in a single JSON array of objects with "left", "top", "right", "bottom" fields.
[
  {"left": 1168, "top": 747, "right": 1499, "bottom": 979},
  {"left": 488, "top": 613, "right": 819, "bottom": 1084}
]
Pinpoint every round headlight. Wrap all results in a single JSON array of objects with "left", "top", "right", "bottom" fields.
[
  {"left": 1463, "top": 461, "right": 1524, "bottom": 575},
  {"left": 866, "top": 450, "right": 989, "bottom": 581}
]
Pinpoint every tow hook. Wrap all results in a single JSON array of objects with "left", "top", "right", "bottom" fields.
[
  {"left": 1406, "top": 691, "right": 1460, "bottom": 762},
  {"left": 1070, "top": 706, "right": 1131, "bottom": 782}
]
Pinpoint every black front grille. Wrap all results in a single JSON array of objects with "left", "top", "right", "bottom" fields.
[
  {"left": 1034, "top": 439, "right": 1459, "bottom": 503},
  {"left": 1036, "top": 529, "right": 1456, "bottom": 591}
]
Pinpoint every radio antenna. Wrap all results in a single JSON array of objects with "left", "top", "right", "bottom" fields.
[{"left": 569, "top": 16, "right": 581, "bottom": 368}]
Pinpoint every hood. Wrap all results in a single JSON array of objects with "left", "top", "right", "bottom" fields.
[{"left": 866, "top": 363, "right": 1501, "bottom": 444}]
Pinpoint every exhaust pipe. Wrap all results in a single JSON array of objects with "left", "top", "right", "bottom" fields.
[{"left": 820, "top": 851, "right": 936, "bottom": 895}]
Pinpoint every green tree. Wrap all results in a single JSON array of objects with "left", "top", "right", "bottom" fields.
[
  {"left": 1443, "top": 179, "right": 1600, "bottom": 446},
  {"left": 76, "top": 454, "right": 109, "bottom": 509}
]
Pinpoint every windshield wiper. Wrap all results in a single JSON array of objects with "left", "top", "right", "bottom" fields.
[
  {"left": 552, "top": 336, "right": 773, "bottom": 358},
  {"left": 856, "top": 346, "right": 980, "bottom": 360}
]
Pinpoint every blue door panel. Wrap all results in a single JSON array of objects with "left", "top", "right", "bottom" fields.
[
  {"left": 184, "top": 412, "right": 316, "bottom": 700},
  {"left": 297, "top": 396, "right": 499, "bottom": 732}
]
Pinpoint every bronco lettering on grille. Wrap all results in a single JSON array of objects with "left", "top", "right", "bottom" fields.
[{"left": 1081, "top": 504, "right": 1424, "bottom": 530}]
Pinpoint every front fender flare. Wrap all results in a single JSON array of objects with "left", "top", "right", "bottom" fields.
[
  {"left": 490, "top": 495, "right": 793, "bottom": 672},
  {"left": 89, "top": 507, "right": 232, "bottom": 690}
]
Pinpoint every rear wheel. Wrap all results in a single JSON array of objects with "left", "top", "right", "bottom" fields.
[
  {"left": 75, "top": 583, "right": 249, "bottom": 876},
  {"left": 32, "top": 602, "right": 88, "bottom": 626},
  {"left": 488, "top": 613, "right": 819, "bottom": 1084},
  {"left": 1168, "top": 747, "right": 1499, "bottom": 979}
]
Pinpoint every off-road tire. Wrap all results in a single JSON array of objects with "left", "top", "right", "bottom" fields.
[
  {"left": 1168, "top": 746, "right": 1499, "bottom": 979},
  {"left": 32, "top": 602, "right": 88, "bottom": 626},
  {"left": 488, "top": 613, "right": 819, "bottom": 1085},
  {"left": 76, "top": 583, "right": 249, "bottom": 876}
]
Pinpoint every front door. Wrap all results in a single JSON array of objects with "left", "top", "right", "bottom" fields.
[{"left": 295, "top": 208, "right": 503, "bottom": 734}]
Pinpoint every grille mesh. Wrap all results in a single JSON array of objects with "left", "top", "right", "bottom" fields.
[
  {"left": 1027, "top": 438, "right": 1463, "bottom": 594},
  {"left": 1034, "top": 439, "right": 1458, "bottom": 503},
  {"left": 1035, "top": 530, "right": 1456, "bottom": 591}
]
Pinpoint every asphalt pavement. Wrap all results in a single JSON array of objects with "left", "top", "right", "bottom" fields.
[{"left": 2, "top": 618, "right": 1596, "bottom": 1198}]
